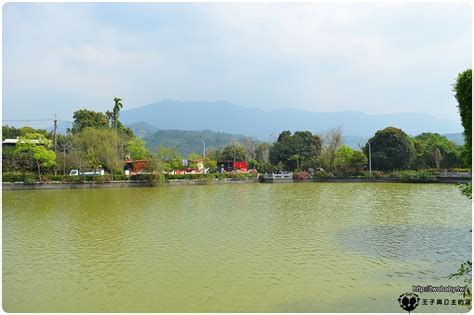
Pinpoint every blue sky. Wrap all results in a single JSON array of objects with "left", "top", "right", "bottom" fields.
[{"left": 2, "top": 2, "right": 471, "bottom": 127}]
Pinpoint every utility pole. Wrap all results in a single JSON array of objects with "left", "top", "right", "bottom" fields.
[
  {"left": 53, "top": 114, "right": 58, "bottom": 152},
  {"left": 53, "top": 114, "right": 58, "bottom": 175},
  {"left": 63, "top": 142, "right": 66, "bottom": 175},
  {"left": 199, "top": 138, "right": 206, "bottom": 158},
  {"left": 368, "top": 141, "right": 372, "bottom": 176}
]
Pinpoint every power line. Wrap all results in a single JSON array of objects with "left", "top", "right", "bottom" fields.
[{"left": 3, "top": 119, "right": 54, "bottom": 122}]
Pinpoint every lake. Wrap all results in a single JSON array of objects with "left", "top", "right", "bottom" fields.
[{"left": 3, "top": 183, "right": 472, "bottom": 312}]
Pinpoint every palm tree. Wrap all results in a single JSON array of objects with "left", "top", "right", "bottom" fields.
[{"left": 112, "top": 97, "right": 123, "bottom": 129}]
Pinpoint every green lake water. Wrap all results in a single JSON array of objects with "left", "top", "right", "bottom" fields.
[{"left": 2, "top": 182, "right": 472, "bottom": 312}]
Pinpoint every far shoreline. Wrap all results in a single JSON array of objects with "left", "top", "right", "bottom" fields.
[{"left": 2, "top": 177, "right": 470, "bottom": 190}]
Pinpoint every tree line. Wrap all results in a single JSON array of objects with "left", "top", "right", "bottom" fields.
[{"left": 2, "top": 68, "right": 471, "bottom": 179}]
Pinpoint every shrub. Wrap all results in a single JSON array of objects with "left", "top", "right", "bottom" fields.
[
  {"left": 2, "top": 173, "right": 40, "bottom": 183},
  {"left": 165, "top": 172, "right": 257, "bottom": 181},
  {"left": 67, "top": 176, "right": 85, "bottom": 184},
  {"left": 23, "top": 175, "right": 39, "bottom": 184},
  {"left": 42, "top": 175, "right": 67, "bottom": 182},
  {"left": 313, "top": 171, "right": 334, "bottom": 180},
  {"left": 95, "top": 175, "right": 112, "bottom": 183},
  {"left": 113, "top": 174, "right": 128, "bottom": 181},
  {"left": 371, "top": 171, "right": 384, "bottom": 178},
  {"left": 393, "top": 170, "right": 437, "bottom": 183},
  {"left": 2, "top": 173, "right": 23, "bottom": 182},
  {"left": 293, "top": 171, "right": 310, "bottom": 180}
]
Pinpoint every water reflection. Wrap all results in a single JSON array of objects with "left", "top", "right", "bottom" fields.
[
  {"left": 338, "top": 225, "right": 471, "bottom": 262},
  {"left": 3, "top": 183, "right": 471, "bottom": 312}
]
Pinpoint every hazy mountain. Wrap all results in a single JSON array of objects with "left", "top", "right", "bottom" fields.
[
  {"left": 143, "top": 129, "right": 253, "bottom": 157},
  {"left": 121, "top": 99, "right": 462, "bottom": 139},
  {"left": 443, "top": 133, "right": 465, "bottom": 145},
  {"left": 127, "top": 121, "right": 159, "bottom": 139},
  {"left": 343, "top": 133, "right": 465, "bottom": 149}
]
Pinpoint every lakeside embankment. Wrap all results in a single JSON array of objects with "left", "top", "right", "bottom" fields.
[
  {"left": 2, "top": 178, "right": 258, "bottom": 190},
  {"left": 2, "top": 176, "right": 470, "bottom": 190}
]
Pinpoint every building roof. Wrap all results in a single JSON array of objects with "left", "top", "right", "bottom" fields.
[{"left": 2, "top": 138, "right": 41, "bottom": 145}]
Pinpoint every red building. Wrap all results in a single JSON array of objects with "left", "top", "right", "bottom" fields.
[
  {"left": 124, "top": 159, "right": 149, "bottom": 174},
  {"left": 217, "top": 160, "right": 248, "bottom": 172}
]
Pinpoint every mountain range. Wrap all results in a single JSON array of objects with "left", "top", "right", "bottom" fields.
[
  {"left": 121, "top": 99, "right": 463, "bottom": 140},
  {"left": 142, "top": 129, "right": 252, "bottom": 157}
]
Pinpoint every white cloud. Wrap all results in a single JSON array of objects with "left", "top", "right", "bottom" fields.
[{"left": 2, "top": 2, "right": 471, "bottom": 124}]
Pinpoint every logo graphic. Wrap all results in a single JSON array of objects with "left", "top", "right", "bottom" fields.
[{"left": 398, "top": 292, "right": 420, "bottom": 313}]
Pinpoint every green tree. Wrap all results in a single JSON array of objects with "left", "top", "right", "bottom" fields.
[
  {"left": 454, "top": 69, "right": 472, "bottom": 165},
  {"left": 320, "top": 127, "right": 343, "bottom": 171},
  {"left": 155, "top": 146, "right": 183, "bottom": 171},
  {"left": 221, "top": 145, "right": 247, "bottom": 161},
  {"left": 334, "top": 144, "right": 354, "bottom": 172},
  {"left": 142, "top": 158, "right": 165, "bottom": 186},
  {"left": 187, "top": 152, "right": 203, "bottom": 169},
  {"left": 15, "top": 133, "right": 57, "bottom": 181},
  {"left": 116, "top": 120, "right": 134, "bottom": 138},
  {"left": 70, "top": 109, "right": 110, "bottom": 134},
  {"left": 126, "top": 137, "right": 151, "bottom": 160},
  {"left": 2, "top": 125, "right": 22, "bottom": 140},
  {"left": 269, "top": 130, "right": 322, "bottom": 170},
  {"left": 412, "top": 133, "right": 463, "bottom": 169},
  {"left": 204, "top": 157, "right": 217, "bottom": 171},
  {"left": 56, "top": 134, "right": 86, "bottom": 175},
  {"left": 107, "top": 97, "right": 124, "bottom": 129},
  {"left": 350, "top": 150, "right": 368, "bottom": 171},
  {"left": 364, "top": 127, "right": 415, "bottom": 171},
  {"left": 75, "top": 128, "right": 121, "bottom": 176},
  {"left": 255, "top": 142, "right": 270, "bottom": 163}
]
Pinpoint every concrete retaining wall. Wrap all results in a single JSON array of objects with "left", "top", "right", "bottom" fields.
[
  {"left": 2, "top": 176, "right": 469, "bottom": 190},
  {"left": 2, "top": 179, "right": 258, "bottom": 190}
]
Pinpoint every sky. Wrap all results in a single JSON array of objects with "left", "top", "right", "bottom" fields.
[{"left": 2, "top": 2, "right": 472, "bottom": 128}]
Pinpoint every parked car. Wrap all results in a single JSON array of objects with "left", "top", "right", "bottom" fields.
[{"left": 69, "top": 169, "right": 105, "bottom": 176}]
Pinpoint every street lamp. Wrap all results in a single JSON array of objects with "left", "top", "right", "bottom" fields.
[
  {"left": 368, "top": 141, "right": 372, "bottom": 176},
  {"left": 199, "top": 138, "right": 206, "bottom": 158}
]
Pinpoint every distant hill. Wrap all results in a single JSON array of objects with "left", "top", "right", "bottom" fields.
[
  {"left": 443, "top": 133, "right": 465, "bottom": 145},
  {"left": 343, "top": 133, "right": 465, "bottom": 150},
  {"left": 121, "top": 99, "right": 462, "bottom": 139},
  {"left": 143, "top": 129, "right": 253, "bottom": 157},
  {"left": 127, "top": 121, "right": 159, "bottom": 139}
]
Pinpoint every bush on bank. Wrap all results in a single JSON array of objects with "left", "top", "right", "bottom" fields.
[
  {"left": 2, "top": 172, "right": 259, "bottom": 183},
  {"left": 390, "top": 170, "right": 437, "bottom": 183}
]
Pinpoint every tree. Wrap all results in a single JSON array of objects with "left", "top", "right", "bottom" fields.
[
  {"left": 155, "top": 146, "right": 183, "bottom": 171},
  {"left": 255, "top": 143, "right": 270, "bottom": 163},
  {"left": 269, "top": 130, "right": 322, "bottom": 170},
  {"left": 56, "top": 134, "right": 86, "bottom": 175},
  {"left": 75, "top": 128, "right": 121, "bottom": 176},
  {"left": 116, "top": 120, "right": 134, "bottom": 138},
  {"left": 142, "top": 158, "right": 165, "bottom": 186},
  {"left": 334, "top": 145, "right": 354, "bottom": 172},
  {"left": 269, "top": 131, "right": 293, "bottom": 168},
  {"left": 292, "top": 131, "right": 323, "bottom": 169},
  {"left": 108, "top": 97, "right": 124, "bottom": 129},
  {"left": 15, "top": 133, "right": 56, "bottom": 180},
  {"left": 454, "top": 69, "right": 472, "bottom": 165},
  {"left": 412, "top": 133, "right": 463, "bottom": 169},
  {"left": 70, "top": 109, "right": 110, "bottom": 134},
  {"left": 350, "top": 150, "right": 368, "bottom": 171},
  {"left": 320, "top": 127, "right": 343, "bottom": 171},
  {"left": 2, "top": 125, "right": 22, "bottom": 140},
  {"left": 126, "top": 137, "right": 151, "bottom": 160},
  {"left": 187, "top": 152, "right": 203, "bottom": 169},
  {"left": 364, "top": 127, "right": 415, "bottom": 171},
  {"left": 220, "top": 145, "right": 247, "bottom": 161},
  {"left": 204, "top": 157, "right": 217, "bottom": 171}
]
